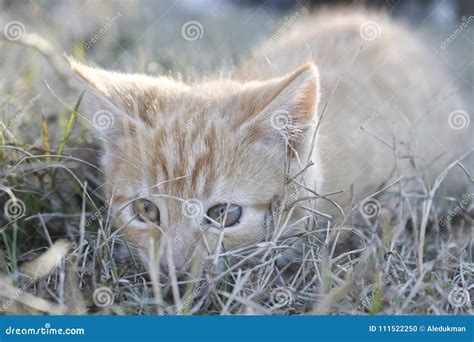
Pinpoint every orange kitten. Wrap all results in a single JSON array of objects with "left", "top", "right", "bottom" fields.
[{"left": 70, "top": 8, "right": 472, "bottom": 274}]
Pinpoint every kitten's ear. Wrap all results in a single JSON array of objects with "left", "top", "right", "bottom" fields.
[
  {"left": 241, "top": 62, "right": 320, "bottom": 151},
  {"left": 69, "top": 58, "right": 178, "bottom": 140}
]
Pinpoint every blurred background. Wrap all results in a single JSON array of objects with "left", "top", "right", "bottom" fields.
[
  {"left": 0, "top": 0, "right": 472, "bottom": 147},
  {"left": 0, "top": 0, "right": 472, "bottom": 315}
]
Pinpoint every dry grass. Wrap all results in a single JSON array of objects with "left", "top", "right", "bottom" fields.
[
  {"left": 0, "top": 0, "right": 473, "bottom": 316},
  {"left": 1, "top": 88, "right": 472, "bottom": 315}
]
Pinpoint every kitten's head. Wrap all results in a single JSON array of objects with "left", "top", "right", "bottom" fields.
[{"left": 70, "top": 59, "right": 320, "bottom": 274}]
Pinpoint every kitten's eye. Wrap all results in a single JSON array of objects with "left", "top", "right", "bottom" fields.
[
  {"left": 207, "top": 203, "right": 242, "bottom": 227},
  {"left": 132, "top": 199, "right": 160, "bottom": 224}
]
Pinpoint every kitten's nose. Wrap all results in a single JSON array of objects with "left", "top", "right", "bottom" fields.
[{"left": 155, "top": 235, "right": 189, "bottom": 273}]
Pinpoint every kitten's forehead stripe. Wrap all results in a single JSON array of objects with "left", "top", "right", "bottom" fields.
[{"left": 123, "top": 103, "right": 285, "bottom": 204}]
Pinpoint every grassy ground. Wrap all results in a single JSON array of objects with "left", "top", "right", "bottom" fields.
[{"left": 0, "top": 0, "right": 472, "bottom": 315}]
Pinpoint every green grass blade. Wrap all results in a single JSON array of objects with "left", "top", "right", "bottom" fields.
[{"left": 52, "top": 91, "right": 84, "bottom": 181}]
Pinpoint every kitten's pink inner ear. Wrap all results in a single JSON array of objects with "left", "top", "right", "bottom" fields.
[
  {"left": 294, "top": 75, "right": 318, "bottom": 122},
  {"left": 242, "top": 62, "right": 320, "bottom": 145},
  {"left": 261, "top": 62, "right": 319, "bottom": 122},
  {"left": 283, "top": 62, "right": 319, "bottom": 119}
]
